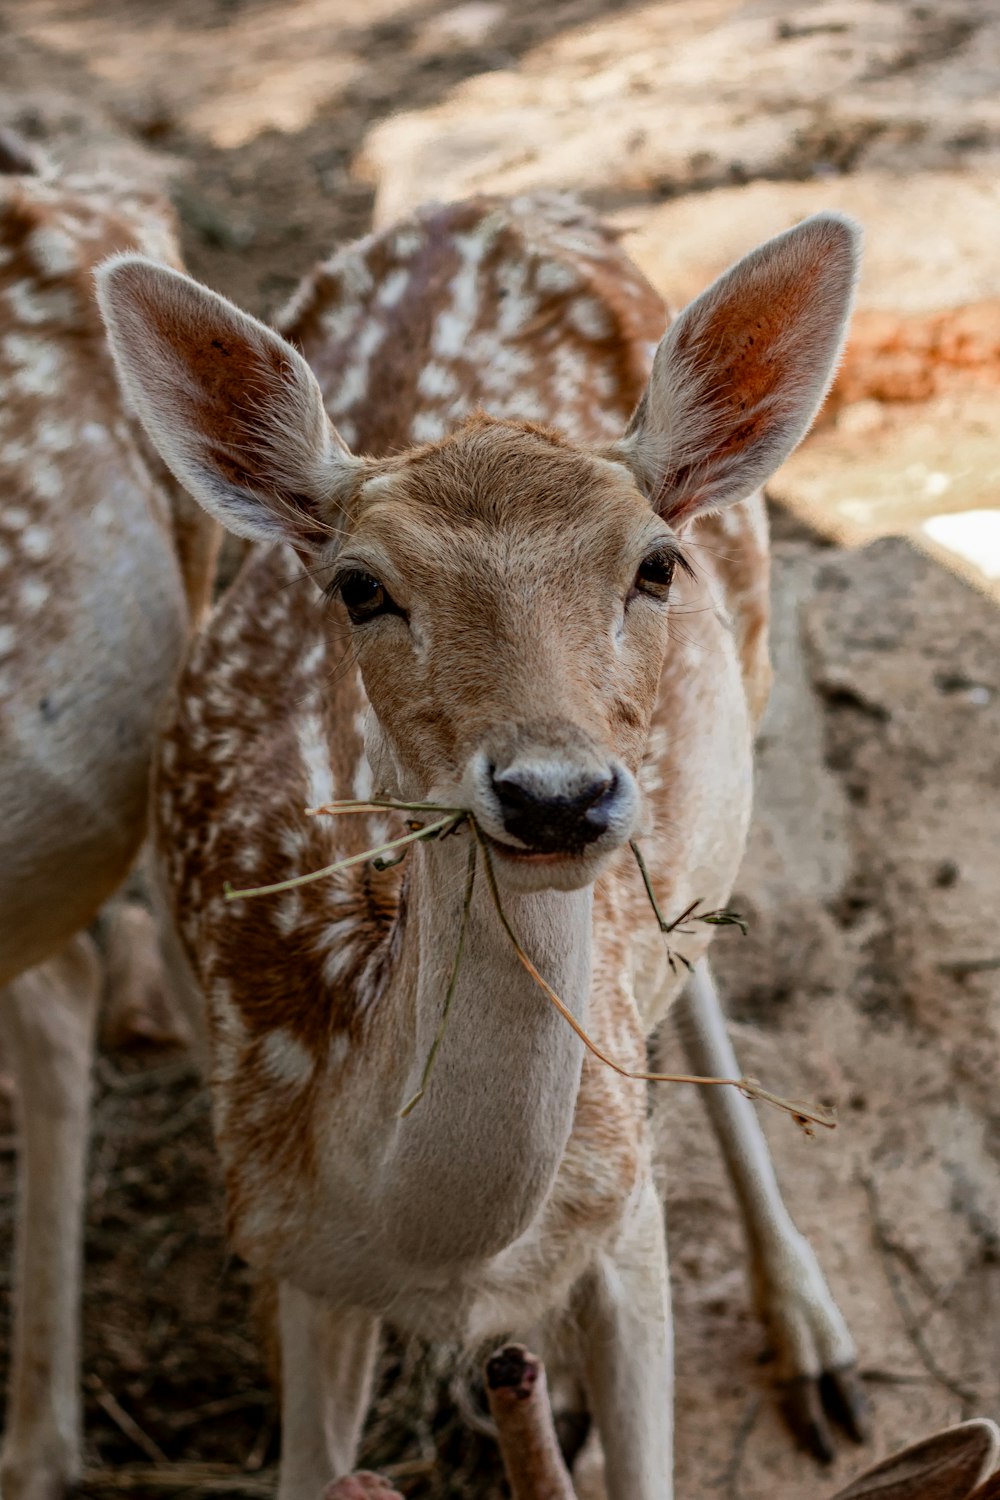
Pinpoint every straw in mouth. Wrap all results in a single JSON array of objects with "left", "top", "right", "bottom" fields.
[{"left": 223, "top": 797, "right": 835, "bottom": 1135}]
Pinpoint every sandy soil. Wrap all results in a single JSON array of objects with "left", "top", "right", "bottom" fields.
[{"left": 0, "top": 1, "right": 998, "bottom": 1497}]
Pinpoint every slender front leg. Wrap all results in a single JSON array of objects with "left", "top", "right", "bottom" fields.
[
  {"left": 576, "top": 1175, "right": 674, "bottom": 1500},
  {"left": 675, "top": 959, "right": 867, "bottom": 1458},
  {"left": 276, "top": 1284, "right": 380, "bottom": 1500},
  {"left": 0, "top": 933, "right": 101, "bottom": 1500}
]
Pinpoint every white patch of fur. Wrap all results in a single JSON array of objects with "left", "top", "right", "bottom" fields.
[
  {"left": 535, "top": 261, "right": 580, "bottom": 295},
  {"left": 496, "top": 257, "right": 535, "bottom": 336},
  {"left": 300, "top": 638, "right": 326, "bottom": 677},
  {"left": 273, "top": 889, "right": 304, "bottom": 938},
  {"left": 298, "top": 710, "right": 335, "bottom": 811},
  {"left": 376, "top": 268, "right": 410, "bottom": 308},
  {"left": 391, "top": 228, "right": 423, "bottom": 259},
  {"left": 329, "top": 319, "right": 386, "bottom": 416},
  {"left": 260, "top": 1027, "right": 315, "bottom": 1086},
  {"left": 4, "top": 335, "right": 64, "bottom": 397},
  {"left": 568, "top": 296, "right": 611, "bottom": 341},
  {"left": 30, "top": 461, "right": 62, "bottom": 503},
  {"left": 0, "top": 624, "right": 16, "bottom": 657},
  {"left": 6, "top": 281, "right": 77, "bottom": 326},
  {"left": 410, "top": 411, "right": 446, "bottom": 443},
  {"left": 19, "top": 578, "right": 49, "bottom": 613},
  {"left": 417, "top": 362, "right": 459, "bottom": 400},
  {"left": 21, "top": 524, "right": 52, "bottom": 560},
  {"left": 352, "top": 748, "right": 373, "bottom": 803},
  {"left": 27, "top": 225, "right": 79, "bottom": 277},
  {"left": 432, "top": 228, "right": 492, "bottom": 359}
]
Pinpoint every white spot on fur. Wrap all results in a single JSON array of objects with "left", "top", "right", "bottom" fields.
[
  {"left": 391, "top": 228, "right": 422, "bottom": 259},
  {"left": 432, "top": 229, "right": 491, "bottom": 359},
  {"left": 352, "top": 749, "right": 373, "bottom": 802},
  {"left": 3, "top": 335, "right": 63, "bottom": 397},
  {"left": 1, "top": 507, "right": 29, "bottom": 532},
  {"left": 21, "top": 525, "right": 52, "bottom": 560},
  {"left": 377, "top": 268, "right": 410, "bottom": 308},
  {"left": 30, "top": 461, "right": 62, "bottom": 502},
  {"left": 6, "top": 281, "right": 77, "bottom": 326},
  {"left": 273, "top": 888, "right": 304, "bottom": 937},
  {"left": 261, "top": 1028, "right": 315, "bottom": 1086},
  {"left": 417, "top": 362, "right": 459, "bottom": 400},
  {"left": 301, "top": 638, "right": 326, "bottom": 676},
  {"left": 41, "top": 421, "right": 76, "bottom": 453},
  {"left": 298, "top": 710, "right": 335, "bottom": 810},
  {"left": 535, "top": 261, "right": 580, "bottom": 295},
  {"left": 568, "top": 297, "right": 611, "bottom": 340},
  {"left": 27, "top": 225, "right": 79, "bottom": 277},
  {"left": 0, "top": 625, "right": 16, "bottom": 658},
  {"left": 411, "top": 411, "right": 446, "bottom": 443},
  {"left": 20, "top": 578, "right": 49, "bottom": 612},
  {"left": 329, "top": 319, "right": 386, "bottom": 416},
  {"left": 496, "top": 258, "right": 536, "bottom": 335}
]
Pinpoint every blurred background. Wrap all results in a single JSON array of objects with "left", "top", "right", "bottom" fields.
[{"left": 0, "top": 1, "right": 997, "bottom": 1496}]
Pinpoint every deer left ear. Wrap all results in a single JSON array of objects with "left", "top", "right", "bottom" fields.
[
  {"left": 96, "top": 255, "right": 366, "bottom": 552},
  {"left": 606, "top": 213, "right": 861, "bottom": 528}
]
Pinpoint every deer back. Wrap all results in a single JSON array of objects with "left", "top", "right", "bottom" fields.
[{"left": 0, "top": 156, "right": 212, "bottom": 982}]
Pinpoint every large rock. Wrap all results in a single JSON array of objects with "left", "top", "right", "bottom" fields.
[
  {"left": 360, "top": 0, "right": 1000, "bottom": 224},
  {"left": 660, "top": 536, "right": 1000, "bottom": 1500}
]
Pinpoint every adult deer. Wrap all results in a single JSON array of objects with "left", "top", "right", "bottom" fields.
[
  {"left": 98, "top": 194, "right": 863, "bottom": 1499},
  {"left": 0, "top": 142, "right": 217, "bottom": 1499}
]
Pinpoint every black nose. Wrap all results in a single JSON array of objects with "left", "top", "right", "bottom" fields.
[{"left": 490, "top": 767, "right": 618, "bottom": 854}]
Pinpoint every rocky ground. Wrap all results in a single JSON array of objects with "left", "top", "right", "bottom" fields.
[{"left": 0, "top": 0, "right": 997, "bottom": 1497}]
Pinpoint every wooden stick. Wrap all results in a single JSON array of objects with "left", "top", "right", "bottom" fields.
[{"left": 485, "top": 1345, "right": 578, "bottom": 1500}]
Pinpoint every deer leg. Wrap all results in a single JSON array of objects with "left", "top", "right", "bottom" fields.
[
  {"left": 276, "top": 1283, "right": 380, "bottom": 1500},
  {"left": 575, "top": 1175, "right": 674, "bottom": 1500},
  {"left": 675, "top": 958, "right": 868, "bottom": 1460},
  {"left": 0, "top": 932, "right": 101, "bottom": 1500}
]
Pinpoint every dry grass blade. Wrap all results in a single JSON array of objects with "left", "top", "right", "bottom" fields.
[
  {"left": 223, "top": 815, "right": 461, "bottom": 901},
  {"left": 474, "top": 827, "right": 835, "bottom": 1136},
  {"left": 223, "top": 797, "right": 835, "bottom": 1133}
]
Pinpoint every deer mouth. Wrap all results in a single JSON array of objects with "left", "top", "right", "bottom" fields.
[{"left": 482, "top": 833, "right": 599, "bottom": 866}]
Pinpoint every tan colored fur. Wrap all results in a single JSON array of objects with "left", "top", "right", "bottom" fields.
[
  {"left": 98, "top": 194, "right": 858, "bottom": 1500},
  {"left": 0, "top": 156, "right": 219, "bottom": 1499}
]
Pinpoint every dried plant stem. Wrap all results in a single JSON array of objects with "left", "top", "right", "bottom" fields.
[
  {"left": 474, "top": 827, "right": 835, "bottom": 1135},
  {"left": 400, "top": 839, "right": 478, "bottom": 1118},
  {"left": 226, "top": 797, "right": 834, "bottom": 1133},
  {"left": 224, "top": 815, "right": 460, "bottom": 901}
]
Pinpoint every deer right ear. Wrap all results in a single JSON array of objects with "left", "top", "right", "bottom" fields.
[
  {"left": 607, "top": 213, "right": 861, "bottom": 529},
  {"left": 96, "top": 255, "right": 363, "bottom": 550}
]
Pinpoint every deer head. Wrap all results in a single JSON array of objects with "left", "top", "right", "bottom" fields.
[{"left": 96, "top": 212, "right": 858, "bottom": 894}]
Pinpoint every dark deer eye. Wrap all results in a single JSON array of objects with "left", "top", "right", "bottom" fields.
[
  {"left": 338, "top": 570, "right": 391, "bottom": 623},
  {"left": 635, "top": 550, "right": 677, "bottom": 599}
]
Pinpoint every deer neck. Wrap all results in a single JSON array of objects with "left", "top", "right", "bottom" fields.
[{"left": 374, "top": 827, "right": 590, "bottom": 1268}]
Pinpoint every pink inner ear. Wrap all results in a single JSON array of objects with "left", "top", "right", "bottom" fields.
[{"left": 651, "top": 238, "right": 843, "bottom": 524}]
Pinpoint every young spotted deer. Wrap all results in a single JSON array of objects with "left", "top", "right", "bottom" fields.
[
  {"left": 98, "top": 195, "right": 861, "bottom": 1500},
  {"left": 0, "top": 144, "right": 217, "bottom": 1499}
]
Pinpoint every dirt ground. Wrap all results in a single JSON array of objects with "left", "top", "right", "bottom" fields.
[{"left": 0, "top": 1, "right": 998, "bottom": 1498}]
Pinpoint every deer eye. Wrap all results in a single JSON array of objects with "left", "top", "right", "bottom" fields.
[
  {"left": 337, "top": 570, "right": 393, "bottom": 623},
  {"left": 634, "top": 550, "right": 677, "bottom": 599}
]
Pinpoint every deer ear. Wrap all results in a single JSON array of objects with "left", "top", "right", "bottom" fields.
[
  {"left": 96, "top": 254, "right": 364, "bottom": 550},
  {"left": 607, "top": 213, "right": 860, "bottom": 528}
]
